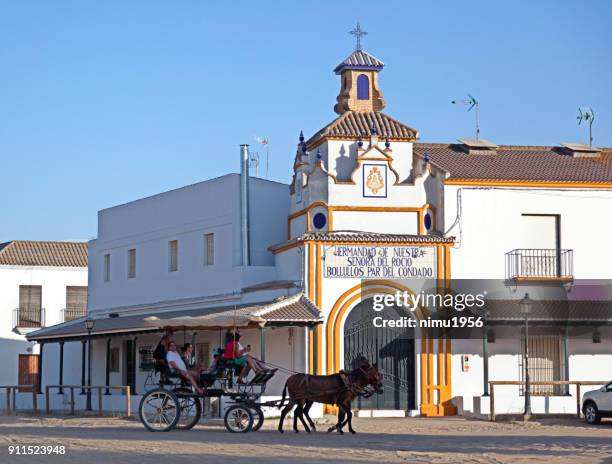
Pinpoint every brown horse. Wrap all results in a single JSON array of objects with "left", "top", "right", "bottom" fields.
[{"left": 278, "top": 357, "right": 383, "bottom": 434}]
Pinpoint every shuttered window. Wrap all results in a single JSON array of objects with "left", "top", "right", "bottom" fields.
[
  {"left": 18, "top": 286, "right": 42, "bottom": 327},
  {"left": 204, "top": 233, "right": 214, "bottom": 266},
  {"left": 65, "top": 286, "right": 87, "bottom": 321},
  {"left": 128, "top": 248, "right": 136, "bottom": 278},
  {"left": 168, "top": 240, "right": 178, "bottom": 272}
]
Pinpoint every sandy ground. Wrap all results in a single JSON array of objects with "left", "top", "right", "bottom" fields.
[{"left": 0, "top": 414, "right": 610, "bottom": 464}]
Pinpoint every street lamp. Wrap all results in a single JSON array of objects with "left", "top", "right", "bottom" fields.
[
  {"left": 519, "top": 293, "right": 533, "bottom": 421},
  {"left": 84, "top": 318, "right": 95, "bottom": 412}
]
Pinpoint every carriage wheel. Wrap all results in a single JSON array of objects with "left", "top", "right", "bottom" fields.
[
  {"left": 139, "top": 388, "right": 180, "bottom": 432},
  {"left": 224, "top": 405, "right": 253, "bottom": 433},
  {"left": 250, "top": 407, "right": 264, "bottom": 432},
  {"left": 174, "top": 388, "right": 202, "bottom": 430}
]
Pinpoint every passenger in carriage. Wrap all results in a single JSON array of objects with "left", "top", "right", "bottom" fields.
[
  {"left": 166, "top": 341, "right": 204, "bottom": 394},
  {"left": 223, "top": 331, "right": 267, "bottom": 384}
]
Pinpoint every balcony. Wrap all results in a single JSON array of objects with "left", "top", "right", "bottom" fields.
[
  {"left": 62, "top": 307, "right": 87, "bottom": 322},
  {"left": 505, "top": 249, "right": 573, "bottom": 281},
  {"left": 13, "top": 307, "right": 46, "bottom": 329}
]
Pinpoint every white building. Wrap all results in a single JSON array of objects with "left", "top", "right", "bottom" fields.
[
  {"left": 0, "top": 241, "right": 88, "bottom": 388},
  {"left": 28, "top": 45, "right": 612, "bottom": 418}
]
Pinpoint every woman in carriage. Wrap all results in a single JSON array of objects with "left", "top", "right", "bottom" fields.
[{"left": 223, "top": 331, "right": 267, "bottom": 383}]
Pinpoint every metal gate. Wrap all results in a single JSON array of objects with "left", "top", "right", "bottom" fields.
[{"left": 344, "top": 300, "right": 415, "bottom": 410}]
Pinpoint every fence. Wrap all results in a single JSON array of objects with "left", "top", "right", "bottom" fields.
[
  {"left": 489, "top": 380, "right": 607, "bottom": 421},
  {"left": 45, "top": 385, "right": 131, "bottom": 417},
  {"left": 0, "top": 385, "right": 38, "bottom": 413}
]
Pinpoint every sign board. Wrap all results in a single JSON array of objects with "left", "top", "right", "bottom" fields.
[{"left": 324, "top": 245, "right": 437, "bottom": 279}]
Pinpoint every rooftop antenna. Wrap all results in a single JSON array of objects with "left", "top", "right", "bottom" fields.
[
  {"left": 255, "top": 136, "right": 270, "bottom": 178},
  {"left": 577, "top": 107, "right": 595, "bottom": 147},
  {"left": 452, "top": 94, "right": 480, "bottom": 140},
  {"left": 248, "top": 150, "right": 260, "bottom": 177},
  {"left": 349, "top": 23, "right": 367, "bottom": 51}
]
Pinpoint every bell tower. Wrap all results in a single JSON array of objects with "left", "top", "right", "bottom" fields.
[{"left": 334, "top": 24, "right": 386, "bottom": 114}]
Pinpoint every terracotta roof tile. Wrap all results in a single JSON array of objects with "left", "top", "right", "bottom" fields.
[
  {"left": 306, "top": 111, "right": 418, "bottom": 147},
  {"left": 0, "top": 241, "right": 88, "bottom": 267},
  {"left": 414, "top": 143, "right": 612, "bottom": 183}
]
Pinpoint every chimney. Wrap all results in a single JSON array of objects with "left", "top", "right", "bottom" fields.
[
  {"left": 558, "top": 142, "right": 602, "bottom": 158},
  {"left": 240, "top": 144, "right": 250, "bottom": 266},
  {"left": 457, "top": 137, "right": 498, "bottom": 155}
]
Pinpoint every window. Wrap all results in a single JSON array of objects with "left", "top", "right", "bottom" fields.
[
  {"left": 195, "top": 342, "right": 211, "bottom": 368},
  {"left": 357, "top": 74, "right": 369, "bottom": 100},
  {"left": 109, "top": 347, "right": 120, "bottom": 372},
  {"left": 65, "top": 286, "right": 87, "bottom": 321},
  {"left": 168, "top": 240, "right": 178, "bottom": 272},
  {"left": 204, "top": 233, "right": 214, "bottom": 266},
  {"left": 139, "top": 346, "right": 153, "bottom": 370},
  {"left": 104, "top": 254, "right": 111, "bottom": 282},
  {"left": 127, "top": 248, "right": 136, "bottom": 278},
  {"left": 519, "top": 333, "right": 565, "bottom": 396},
  {"left": 18, "top": 285, "right": 43, "bottom": 327}
]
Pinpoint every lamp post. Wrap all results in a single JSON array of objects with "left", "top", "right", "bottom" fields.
[
  {"left": 84, "top": 318, "right": 95, "bottom": 412},
  {"left": 519, "top": 293, "right": 533, "bottom": 421}
]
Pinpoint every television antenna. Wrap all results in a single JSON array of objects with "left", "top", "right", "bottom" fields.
[
  {"left": 577, "top": 107, "right": 595, "bottom": 147},
  {"left": 248, "top": 150, "right": 260, "bottom": 177},
  {"left": 452, "top": 94, "right": 480, "bottom": 140},
  {"left": 255, "top": 136, "right": 270, "bottom": 178}
]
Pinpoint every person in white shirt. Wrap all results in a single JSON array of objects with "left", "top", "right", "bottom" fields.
[{"left": 166, "top": 341, "right": 203, "bottom": 394}]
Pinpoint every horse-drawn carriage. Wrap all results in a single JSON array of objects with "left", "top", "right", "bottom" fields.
[
  {"left": 138, "top": 348, "right": 276, "bottom": 433},
  {"left": 137, "top": 306, "right": 383, "bottom": 435}
]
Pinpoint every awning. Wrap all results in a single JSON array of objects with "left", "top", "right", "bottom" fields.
[{"left": 26, "top": 293, "right": 322, "bottom": 342}]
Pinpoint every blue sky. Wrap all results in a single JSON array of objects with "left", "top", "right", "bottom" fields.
[{"left": 1, "top": 0, "right": 610, "bottom": 242}]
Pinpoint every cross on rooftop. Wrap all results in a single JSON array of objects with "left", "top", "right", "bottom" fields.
[{"left": 349, "top": 23, "right": 367, "bottom": 51}]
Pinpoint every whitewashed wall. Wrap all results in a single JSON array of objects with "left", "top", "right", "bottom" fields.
[
  {"left": 88, "top": 174, "right": 288, "bottom": 312},
  {"left": 0, "top": 266, "right": 87, "bottom": 386}
]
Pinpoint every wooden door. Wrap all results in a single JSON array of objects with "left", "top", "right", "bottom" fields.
[{"left": 18, "top": 354, "right": 39, "bottom": 392}]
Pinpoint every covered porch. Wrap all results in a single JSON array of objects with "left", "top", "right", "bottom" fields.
[{"left": 24, "top": 294, "right": 322, "bottom": 415}]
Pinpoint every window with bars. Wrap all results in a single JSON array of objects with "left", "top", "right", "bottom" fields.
[
  {"left": 104, "top": 254, "right": 111, "bottom": 282},
  {"left": 195, "top": 342, "right": 211, "bottom": 368},
  {"left": 168, "top": 240, "right": 178, "bottom": 272},
  {"left": 204, "top": 233, "right": 214, "bottom": 266},
  {"left": 519, "top": 333, "right": 566, "bottom": 396},
  {"left": 139, "top": 346, "right": 153, "bottom": 370},
  {"left": 128, "top": 248, "right": 136, "bottom": 278}
]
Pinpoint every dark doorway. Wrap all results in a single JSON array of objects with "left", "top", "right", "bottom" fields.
[{"left": 343, "top": 299, "right": 416, "bottom": 410}]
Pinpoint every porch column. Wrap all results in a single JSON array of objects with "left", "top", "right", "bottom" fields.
[
  {"left": 563, "top": 328, "right": 570, "bottom": 395},
  {"left": 80, "top": 340, "right": 86, "bottom": 394},
  {"left": 105, "top": 338, "right": 111, "bottom": 395},
  {"left": 132, "top": 337, "right": 138, "bottom": 395},
  {"left": 259, "top": 327, "right": 267, "bottom": 363},
  {"left": 37, "top": 343, "right": 44, "bottom": 394},
  {"left": 58, "top": 342, "right": 64, "bottom": 394}
]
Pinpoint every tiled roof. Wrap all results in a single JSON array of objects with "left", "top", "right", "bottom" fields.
[
  {"left": 334, "top": 50, "right": 385, "bottom": 74},
  {"left": 414, "top": 143, "right": 612, "bottom": 183},
  {"left": 252, "top": 294, "right": 321, "bottom": 322},
  {"left": 306, "top": 111, "right": 418, "bottom": 147},
  {"left": 27, "top": 294, "right": 321, "bottom": 341},
  {"left": 0, "top": 241, "right": 88, "bottom": 267}
]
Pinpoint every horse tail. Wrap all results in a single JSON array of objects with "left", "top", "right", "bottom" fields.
[{"left": 278, "top": 380, "right": 288, "bottom": 408}]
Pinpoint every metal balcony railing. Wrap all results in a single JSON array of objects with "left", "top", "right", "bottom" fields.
[
  {"left": 13, "top": 307, "right": 46, "bottom": 329},
  {"left": 505, "top": 249, "right": 573, "bottom": 280},
  {"left": 62, "top": 307, "right": 87, "bottom": 322}
]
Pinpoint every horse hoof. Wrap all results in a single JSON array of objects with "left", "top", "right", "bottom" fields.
[
  {"left": 350, "top": 430, "right": 356, "bottom": 434},
  {"left": 278, "top": 430, "right": 284, "bottom": 434},
  {"left": 294, "top": 430, "right": 299, "bottom": 434}
]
